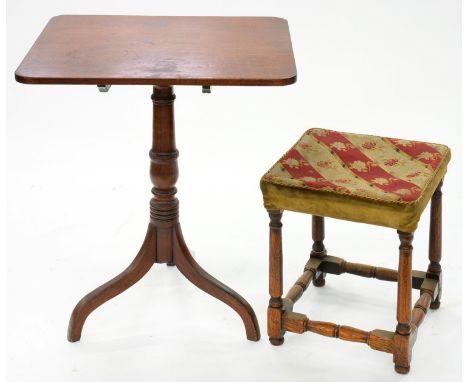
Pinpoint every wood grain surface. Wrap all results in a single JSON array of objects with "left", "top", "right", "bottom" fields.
[{"left": 15, "top": 15, "right": 297, "bottom": 86}]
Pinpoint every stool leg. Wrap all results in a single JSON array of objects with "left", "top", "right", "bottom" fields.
[
  {"left": 394, "top": 231, "right": 414, "bottom": 374},
  {"left": 311, "top": 215, "right": 326, "bottom": 287},
  {"left": 268, "top": 210, "right": 284, "bottom": 346},
  {"left": 428, "top": 181, "right": 443, "bottom": 309}
]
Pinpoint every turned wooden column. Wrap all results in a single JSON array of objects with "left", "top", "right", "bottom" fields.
[
  {"left": 427, "top": 181, "right": 443, "bottom": 309},
  {"left": 268, "top": 210, "right": 284, "bottom": 345},
  {"left": 311, "top": 215, "right": 326, "bottom": 287},
  {"left": 394, "top": 231, "right": 414, "bottom": 374},
  {"left": 150, "top": 85, "right": 179, "bottom": 265}
]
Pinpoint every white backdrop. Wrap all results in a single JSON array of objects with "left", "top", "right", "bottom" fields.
[{"left": 7, "top": 1, "right": 461, "bottom": 381}]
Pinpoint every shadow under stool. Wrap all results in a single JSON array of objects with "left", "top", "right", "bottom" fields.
[{"left": 260, "top": 128, "right": 451, "bottom": 374}]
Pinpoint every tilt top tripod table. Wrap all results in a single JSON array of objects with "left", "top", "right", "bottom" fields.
[{"left": 15, "top": 15, "right": 297, "bottom": 342}]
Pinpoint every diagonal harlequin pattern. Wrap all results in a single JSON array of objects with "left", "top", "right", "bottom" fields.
[
  {"left": 279, "top": 148, "right": 345, "bottom": 193},
  {"left": 260, "top": 128, "right": 450, "bottom": 231},
  {"left": 384, "top": 137, "right": 445, "bottom": 170},
  {"left": 262, "top": 128, "right": 450, "bottom": 204},
  {"left": 309, "top": 130, "right": 422, "bottom": 202}
]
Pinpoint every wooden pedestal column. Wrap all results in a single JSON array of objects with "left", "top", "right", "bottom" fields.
[{"left": 67, "top": 86, "right": 260, "bottom": 342}]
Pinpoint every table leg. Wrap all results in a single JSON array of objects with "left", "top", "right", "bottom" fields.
[
  {"left": 67, "top": 85, "right": 260, "bottom": 342},
  {"left": 173, "top": 224, "right": 260, "bottom": 341},
  {"left": 67, "top": 226, "right": 156, "bottom": 342}
]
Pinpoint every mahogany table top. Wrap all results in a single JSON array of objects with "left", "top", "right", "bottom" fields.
[{"left": 15, "top": 15, "right": 297, "bottom": 86}]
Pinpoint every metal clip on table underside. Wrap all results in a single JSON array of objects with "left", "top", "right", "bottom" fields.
[{"left": 97, "top": 85, "right": 111, "bottom": 92}]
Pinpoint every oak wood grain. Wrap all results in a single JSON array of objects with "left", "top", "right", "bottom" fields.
[
  {"left": 267, "top": 210, "right": 285, "bottom": 345},
  {"left": 264, "top": 185, "right": 444, "bottom": 375},
  {"left": 428, "top": 181, "right": 443, "bottom": 309},
  {"left": 311, "top": 215, "right": 326, "bottom": 286}
]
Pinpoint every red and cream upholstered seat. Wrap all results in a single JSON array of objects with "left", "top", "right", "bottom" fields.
[
  {"left": 260, "top": 128, "right": 450, "bottom": 231},
  {"left": 261, "top": 128, "right": 451, "bottom": 374}
]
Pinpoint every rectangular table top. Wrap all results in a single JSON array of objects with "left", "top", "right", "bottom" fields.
[{"left": 15, "top": 15, "right": 297, "bottom": 86}]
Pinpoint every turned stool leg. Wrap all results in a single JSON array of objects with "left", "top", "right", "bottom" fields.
[
  {"left": 428, "top": 181, "right": 443, "bottom": 309},
  {"left": 311, "top": 215, "right": 326, "bottom": 287},
  {"left": 394, "top": 231, "right": 414, "bottom": 374},
  {"left": 268, "top": 210, "right": 284, "bottom": 346}
]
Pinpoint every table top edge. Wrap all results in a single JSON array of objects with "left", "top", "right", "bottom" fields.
[{"left": 15, "top": 72, "right": 297, "bottom": 87}]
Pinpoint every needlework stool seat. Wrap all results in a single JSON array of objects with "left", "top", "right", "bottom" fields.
[{"left": 260, "top": 128, "right": 450, "bottom": 374}]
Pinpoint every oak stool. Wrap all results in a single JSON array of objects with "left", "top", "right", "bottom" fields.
[{"left": 260, "top": 128, "right": 450, "bottom": 374}]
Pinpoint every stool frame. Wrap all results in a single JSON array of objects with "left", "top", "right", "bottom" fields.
[{"left": 267, "top": 181, "right": 443, "bottom": 374}]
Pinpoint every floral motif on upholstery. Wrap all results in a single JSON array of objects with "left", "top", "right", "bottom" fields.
[
  {"left": 317, "top": 160, "right": 333, "bottom": 169},
  {"left": 417, "top": 151, "right": 439, "bottom": 161},
  {"left": 312, "top": 128, "right": 329, "bottom": 137},
  {"left": 362, "top": 141, "right": 377, "bottom": 150},
  {"left": 301, "top": 176, "right": 321, "bottom": 183},
  {"left": 372, "top": 177, "right": 391, "bottom": 186},
  {"left": 335, "top": 178, "right": 352, "bottom": 184},
  {"left": 394, "top": 139, "right": 413, "bottom": 147},
  {"left": 394, "top": 188, "right": 411, "bottom": 196},
  {"left": 384, "top": 158, "right": 399, "bottom": 166},
  {"left": 299, "top": 143, "right": 312, "bottom": 150},
  {"left": 406, "top": 171, "right": 421, "bottom": 178},
  {"left": 350, "top": 160, "right": 369, "bottom": 172},
  {"left": 262, "top": 128, "right": 450, "bottom": 205},
  {"left": 330, "top": 141, "right": 351, "bottom": 151},
  {"left": 282, "top": 158, "right": 301, "bottom": 168},
  {"left": 385, "top": 137, "right": 444, "bottom": 170}
]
